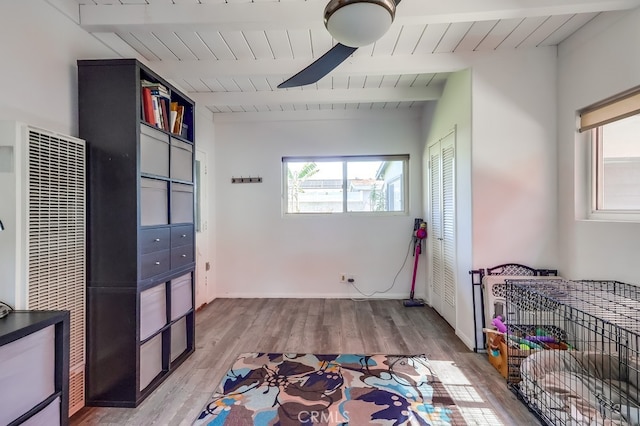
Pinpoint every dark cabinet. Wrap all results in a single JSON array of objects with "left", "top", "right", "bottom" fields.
[
  {"left": 0, "top": 311, "right": 70, "bottom": 425},
  {"left": 78, "top": 58, "right": 196, "bottom": 407}
]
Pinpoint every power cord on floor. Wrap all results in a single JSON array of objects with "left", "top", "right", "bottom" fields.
[{"left": 349, "top": 234, "right": 415, "bottom": 300}]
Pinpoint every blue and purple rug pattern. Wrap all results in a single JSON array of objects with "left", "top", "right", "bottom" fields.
[{"left": 194, "top": 352, "right": 460, "bottom": 425}]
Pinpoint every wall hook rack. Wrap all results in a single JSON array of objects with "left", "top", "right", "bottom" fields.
[{"left": 231, "top": 176, "right": 262, "bottom": 184}]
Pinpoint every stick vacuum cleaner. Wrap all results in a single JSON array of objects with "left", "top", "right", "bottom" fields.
[{"left": 403, "top": 220, "right": 427, "bottom": 307}]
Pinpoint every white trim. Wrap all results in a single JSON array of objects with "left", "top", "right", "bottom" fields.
[
  {"left": 455, "top": 329, "right": 475, "bottom": 351},
  {"left": 586, "top": 211, "right": 640, "bottom": 222},
  {"left": 586, "top": 122, "right": 640, "bottom": 223},
  {"left": 281, "top": 211, "right": 410, "bottom": 219},
  {"left": 214, "top": 292, "right": 409, "bottom": 299},
  {"left": 213, "top": 108, "right": 424, "bottom": 123}
]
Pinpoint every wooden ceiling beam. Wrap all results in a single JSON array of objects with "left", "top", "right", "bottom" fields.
[
  {"left": 79, "top": 0, "right": 640, "bottom": 32},
  {"left": 190, "top": 86, "right": 443, "bottom": 108},
  {"left": 151, "top": 52, "right": 468, "bottom": 81}
]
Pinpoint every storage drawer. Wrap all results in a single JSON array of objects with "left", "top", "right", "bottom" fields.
[
  {"left": 171, "top": 246, "right": 194, "bottom": 269},
  {"left": 140, "top": 227, "right": 171, "bottom": 254},
  {"left": 170, "top": 317, "right": 188, "bottom": 363},
  {"left": 22, "top": 396, "right": 60, "bottom": 426},
  {"left": 170, "top": 138, "right": 193, "bottom": 182},
  {"left": 170, "top": 273, "right": 193, "bottom": 320},
  {"left": 141, "top": 178, "right": 168, "bottom": 226},
  {"left": 140, "top": 283, "right": 167, "bottom": 341},
  {"left": 0, "top": 326, "right": 55, "bottom": 426},
  {"left": 170, "top": 183, "right": 193, "bottom": 224},
  {"left": 171, "top": 225, "right": 194, "bottom": 248},
  {"left": 139, "top": 333, "right": 163, "bottom": 392},
  {"left": 141, "top": 249, "right": 170, "bottom": 280},
  {"left": 141, "top": 125, "right": 170, "bottom": 177}
]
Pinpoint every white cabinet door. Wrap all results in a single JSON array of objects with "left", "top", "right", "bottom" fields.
[{"left": 428, "top": 130, "right": 457, "bottom": 327}]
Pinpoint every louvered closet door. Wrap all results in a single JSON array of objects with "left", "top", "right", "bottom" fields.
[
  {"left": 429, "top": 146, "right": 444, "bottom": 307},
  {"left": 441, "top": 139, "right": 456, "bottom": 320},
  {"left": 428, "top": 130, "right": 457, "bottom": 328}
]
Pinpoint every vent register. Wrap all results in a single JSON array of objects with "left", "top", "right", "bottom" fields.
[
  {"left": 26, "top": 128, "right": 86, "bottom": 416},
  {"left": 0, "top": 125, "right": 86, "bottom": 415}
]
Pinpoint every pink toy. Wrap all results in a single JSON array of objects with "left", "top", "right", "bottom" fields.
[{"left": 492, "top": 315, "right": 507, "bottom": 333}]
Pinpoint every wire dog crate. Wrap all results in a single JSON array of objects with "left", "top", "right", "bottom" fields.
[
  {"left": 469, "top": 263, "right": 558, "bottom": 352},
  {"left": 506, "top": 278, "right": 640, "bottom": 425}
]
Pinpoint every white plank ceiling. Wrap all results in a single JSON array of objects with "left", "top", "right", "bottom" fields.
[{"left": 64, "top": 0, "right": 640, "bottom": 116}]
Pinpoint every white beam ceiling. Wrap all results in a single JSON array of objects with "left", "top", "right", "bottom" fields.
[
  {"left": 191, "top": 86, "right": 443, "bottom": 109},
  {"left": 151, "top": 53, "right": 468, "bottom": 81},
  {"left": 75, "top": 0, "right": 640, "bottom": 115},
  {"left": 79, "top": 0, "right": 640, "bottom": 32}
]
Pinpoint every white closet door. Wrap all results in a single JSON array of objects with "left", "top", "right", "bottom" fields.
[
  {"left": 441, "top": 137, "right": 457, "bottom": 326},
  {"left": 428, "top": 130, "right": 457, "bottom": 328},
  {"left": 429, "top": 144, "right": 444, "bottom": 310}
]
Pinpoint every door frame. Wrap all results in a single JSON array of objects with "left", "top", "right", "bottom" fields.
[{"left": 195, "top": 148, "right": 211, "bottom": 309}]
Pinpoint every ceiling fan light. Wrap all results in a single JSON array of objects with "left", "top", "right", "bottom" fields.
[{"left": 324, "top": 0, "right": 396, "bottom": 48}]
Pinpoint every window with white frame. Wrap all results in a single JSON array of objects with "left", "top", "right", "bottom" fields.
[
  {"left": 283, "top": 155, "right": 408, "bottom": 214},
  {"left": 580, "top": 88, "right": 640, "bottom": 217}
]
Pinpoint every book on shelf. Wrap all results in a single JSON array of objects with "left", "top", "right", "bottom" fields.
[
  {"left": 141, "top": 79, "right": 171, "bottom": 130},
  {"left": 141, "top": 87, "right": 155, "bottom": 126},
  {"left": 151, "top": 90, "right": 170, "bottom": 131},
  {"left": 173, "top": 105, "right": 185, "bottom": 135},
  {"left": 141, "top": 79, "right": 169, "bottom": 98},
  {"left": 170, "top": 102, "right": 178, "bottom": 134},
  {"left": 159, "top": 97, "right": 170, "bottom": 132},
  {"left": 151, "top": 96, "right": 161, "bottom": 129},
  {"left": 140, "top": 79, "right": 189, "bottom": 137}
]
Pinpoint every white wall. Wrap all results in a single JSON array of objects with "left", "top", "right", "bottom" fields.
[
  {"left": 0, "top": 1, "right": 115, "bottom": 136},
  {"left": 0, "top": 1, "right": 112, "bottom": 306},
  {"left": 212, "top": 111, "right": 424, "bottom": 298},
  {"left": 470, "top": 47, "right": 559, "bottom": 270},
  {"left": 557, "top": 9, "right": 640, "bottom": 284},
  {"left": 422, "top": 48, "right": 559, "bottom": 350},
  {"left": 470, "top": 47, "right": 559, "bottom": 349},
  {"left": 194, "top": 108, "right": 218, "bottom": 305},
  {"left": 0, "top": 1, "right": 219, "bottom": 307}
]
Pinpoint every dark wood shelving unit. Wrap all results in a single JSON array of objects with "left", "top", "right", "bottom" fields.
[{"left": 77, "top": 58, "right": 196, "bottom": 407}]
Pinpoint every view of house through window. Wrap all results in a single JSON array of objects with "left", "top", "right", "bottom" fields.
[
  {"left": 593, "top": 114, "right": 640, "bottom": 211},
  {"left": 283, "top": 155, "right": 408, "bottom": 214}
]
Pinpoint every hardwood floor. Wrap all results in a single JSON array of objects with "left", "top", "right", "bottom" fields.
[{"left": 70, "top": 299, "right": 541, "bottom": 425}]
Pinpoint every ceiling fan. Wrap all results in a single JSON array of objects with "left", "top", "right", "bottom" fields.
[{"left": 277, "top": 0, "right": 401, "bottom": 89}]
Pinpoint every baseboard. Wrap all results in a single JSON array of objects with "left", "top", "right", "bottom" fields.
[
  {"left": 455, "top": 329, "right": 475, "bottom": 351},
  {"left": 213, "top": 292, "right": 409, "bottom": 299}
]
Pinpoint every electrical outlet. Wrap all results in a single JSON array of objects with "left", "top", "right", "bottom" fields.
[{"left": 339, "top": 273, "right": 346, "bottom": 283}]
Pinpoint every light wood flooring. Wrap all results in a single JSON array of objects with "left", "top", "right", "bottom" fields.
[{"left": 70, "top": 298, "right": 541, "bottom": 425}]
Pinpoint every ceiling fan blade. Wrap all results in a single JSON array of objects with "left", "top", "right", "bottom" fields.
[{"left": 277, "top": 43, "right": 358, "bottom": 89}]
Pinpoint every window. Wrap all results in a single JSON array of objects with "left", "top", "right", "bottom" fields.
[
  {"left": 580, "top": 88, "right": 640, "bottom": 218},
  {"left": 283, "top": 155, "right": 408, "bottom": 214},
  {"left": 593, "top": 116, "right": 640, "bottom": 211}
]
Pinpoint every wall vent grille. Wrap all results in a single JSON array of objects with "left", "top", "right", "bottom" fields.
[
  {"left": 69, "top": 368, "right": 85, "bottom": 416},
  {"left": 26, "top": 128, "right": 86, "bottom": 415}
]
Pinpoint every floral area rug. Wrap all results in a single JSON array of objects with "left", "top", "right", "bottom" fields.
[{"left": 194, "top": 353, "right": 463, "bottom": 425}]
